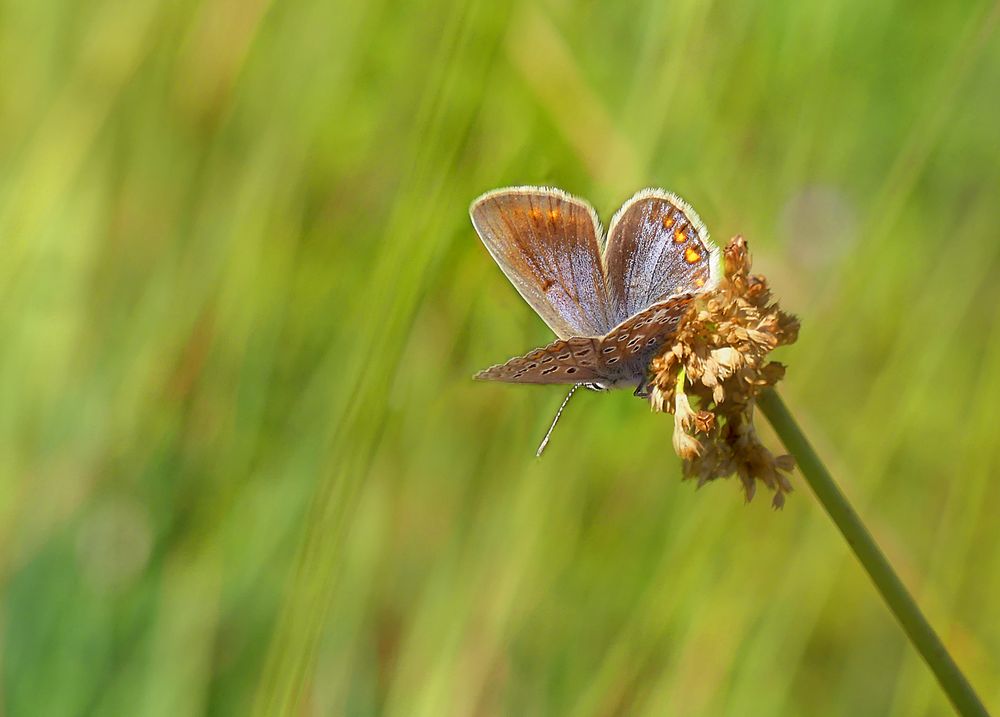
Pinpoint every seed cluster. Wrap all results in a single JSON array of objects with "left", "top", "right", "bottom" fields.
[{"left": 648, "top": 236, "right": 800, "bottom": 507}]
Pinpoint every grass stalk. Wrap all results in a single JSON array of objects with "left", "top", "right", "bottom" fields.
[{"left": 757, "top": 388, "right": 989, "bottom": 717}]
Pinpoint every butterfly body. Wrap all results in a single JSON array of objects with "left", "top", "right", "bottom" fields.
[{"left": 472, "top": 187, "right": 720, "bottom": 391}]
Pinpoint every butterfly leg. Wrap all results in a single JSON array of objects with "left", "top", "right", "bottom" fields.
[{"left": 633, "top": 380, "right": 650, "bottom": 399}]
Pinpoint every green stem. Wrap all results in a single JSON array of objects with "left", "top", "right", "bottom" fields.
[{"left": 757, "top": 388, "right": 989, "bottom": 717}]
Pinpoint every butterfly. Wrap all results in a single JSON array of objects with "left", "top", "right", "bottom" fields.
[{"left": 471, "top": 186, "right": 721, "bottom": 454}]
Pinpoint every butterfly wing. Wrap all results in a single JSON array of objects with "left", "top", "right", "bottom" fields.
[
  {"left": 593, "top": 294, "right": 697, "bottom": 387},
  {"left": 471, "top": 187, "right": 613, "bottom": 339},
  {"left": 604, "top": 189, "right": 720, "bottom": 324},
  {"left": 475, "top": 294, "right": 695, "bottom": 387},
  {"left": 474, "top": 336, "right": 605, "bottom": 384}
]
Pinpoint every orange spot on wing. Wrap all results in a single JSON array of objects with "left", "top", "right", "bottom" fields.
[
  {"left": 694, "top": 277, "right": 706, "bottom": 288},
  {"left": 548, "top": 208, "right": 560, "bottom": 220},
  {"left": 684, "top": 246, "right": 701, "bottom": 264},
  {"left": 662, "top": 215, "right": 675, "bottom": 229},
  {"left": 673, "top": 229, "right": 687, "bottom": 244}
]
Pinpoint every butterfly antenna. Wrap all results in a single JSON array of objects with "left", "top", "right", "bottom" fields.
[{"left": 536, "top": 383, "right": 582, "bottom": 457}]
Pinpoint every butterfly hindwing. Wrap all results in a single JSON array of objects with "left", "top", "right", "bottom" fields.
[
  {"left": 471, "top": 187, "right": 613, "bottom": 339},
  {"left": 593, "top": 294, "right": 696, "bottom": 386},
  {"left": 474, "top": 336, "right": 604, "bottom": 384},
  {"left": 604, "top": 189, "right": 718, "bottom": 323},
  {"left": 475, "top": 295, "right": 695, "bottom": 387}
]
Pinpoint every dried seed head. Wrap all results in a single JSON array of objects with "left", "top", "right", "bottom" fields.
[{"left": 649, "top": 236, "right": 799, "bottom": 507}]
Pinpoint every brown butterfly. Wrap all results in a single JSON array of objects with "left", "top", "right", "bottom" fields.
[{"left": 471, "top": 186, "right": 721, "bottom": 454}]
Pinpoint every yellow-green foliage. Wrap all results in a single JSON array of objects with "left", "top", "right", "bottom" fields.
[{"left": 1, "top": 1, "right": 998, "bottom": 715}]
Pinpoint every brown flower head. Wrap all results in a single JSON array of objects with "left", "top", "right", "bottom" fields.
[{"left": 648, "top": 236, "right": 799, "bottom": 507}]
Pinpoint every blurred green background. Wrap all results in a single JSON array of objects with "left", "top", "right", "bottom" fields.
[{"left": 1, "top": 0, "right": 998, "bottom": 715}]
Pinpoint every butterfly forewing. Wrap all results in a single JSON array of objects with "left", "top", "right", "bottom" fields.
[
  {"left": 604, "top": 189, "right": 717, "bottom": 323},
  {"left": 471, "top": 188, "right": 612, "bottom": 339}
]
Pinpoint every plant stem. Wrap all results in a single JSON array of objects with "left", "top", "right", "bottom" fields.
[{"left": 757, "top": 388, "right": 989, "bottom": 717}]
